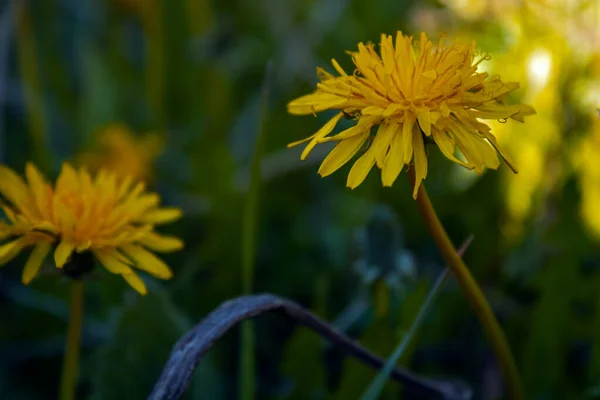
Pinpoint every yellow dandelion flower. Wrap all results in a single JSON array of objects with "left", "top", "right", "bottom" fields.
[
  {"left": 287, "top": 32, "right": 536, "bottom": 197},
  {"left": 0, "top": 162, "right": 183, "bottom": 295},
  {"left": 78, "top": 124, "right": 163, "bottom": 183}
]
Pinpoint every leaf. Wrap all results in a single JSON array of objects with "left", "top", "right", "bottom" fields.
[{"left": 148, "top": 294, "right": 459, "bottom": 400}]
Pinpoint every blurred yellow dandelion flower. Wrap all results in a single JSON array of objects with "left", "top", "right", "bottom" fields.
[
  {"left": 0, "top": 162, "right": 183, "bottom": 295},
  {"left": 79, "top": 124, "right": 163, "bottom": 183},
  {"left": 288, "top": 32, "right": 536, "bottom": 197}
]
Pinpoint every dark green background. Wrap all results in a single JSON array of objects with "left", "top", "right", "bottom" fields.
[{"left": 1, "top": 0, "right": 599, "bottom": 399}]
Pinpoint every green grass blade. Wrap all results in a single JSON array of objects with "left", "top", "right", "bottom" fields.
[
  {"left": 239, "top": 62, "right": 271, "bottom": 400},
  {"left": 360, "top": 236, "right": 474, "bottom": 400},
  {"left": 14, "top": 2, "right": 50, "bottom": 170}
]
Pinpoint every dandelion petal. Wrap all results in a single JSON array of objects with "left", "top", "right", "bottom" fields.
[
  {"left": 482, "top": 131, "right": 518, "bottom": 173},
  {"left": 412, "top": 127, "right": 428, "bottom": 199},
  {"left": 416, "top": 108, "right": 431, "bottom": 136},
  {"left": 299, "top": 112, "right": 344, "bottom": 160},
  {"left": 138, "top": 232, "right": 184, "bottom": 253},
  {"left": 382, "top": 126, "right": 406, "bottom": 186},
  {"left": 0, "top": 238, "right": 28, "bottom": 264},
  {"left": 473, "top": 136, "right": 500, "bottom": 170},
  {"left": 454, "top": 129, "right": 484, "bottom": 174},
  {"left": 94, "top": 250, "right": 131, "bottom": 274},
  {"left": 122, "top": 272, "right": 148, "bottom": 295},
  {"left": 121, "top": 244, "right": 173, "bottom": 280},
  {"left": 22, "top": 242, "right": 51, "bottom": 284},
  {"left": 402, "top": 114, "right": 415, "bottom": 164},
  {"left": 54, "top": 240, "right": 75, "bottom": 268},
  {"left": 318, "top": 131, "right": 370, "bottom": 177},
  {"left": 347, "top": 153, "right": 376, "bottom": 189},
  {"left": 432, "top": 129, "right": 470, "bottom": 167},
  {"left": 372, "top": 123, "right": 398, "bottom": 168},
  {"left": 139, "top": 208, "right": 183, "bottom": 224}
]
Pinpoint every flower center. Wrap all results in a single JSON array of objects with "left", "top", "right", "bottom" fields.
[{"left": 62, "top": 250, "right": 95, "bottom": 280}]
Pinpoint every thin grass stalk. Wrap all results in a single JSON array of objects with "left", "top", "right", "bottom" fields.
[
  {"left": 239, "top": 63, "right": 271, "bottom": 400},
  {"left": 14, "top": 2, "right": 49, "bottom": 169},
  {"left": 360, "top": 237, "right": 473, "bottom": 400},
  {"left": 140, "top": 0, "right": 165, "bottom": 130}
]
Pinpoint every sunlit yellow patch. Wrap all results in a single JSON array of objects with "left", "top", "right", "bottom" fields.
[
  {"left": 287, "top": 31, "right": 535, "bottom": 198},
  {"left": 576, "top": 120, "right": 600, "bottom": 240},
  {"left": 0, "top": 162, "right": 183, "bottom": 294},
  {"left": 78, "top": 124, "right": 163, "bottom": 183}
]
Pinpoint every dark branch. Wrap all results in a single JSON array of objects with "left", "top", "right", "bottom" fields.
[{"left": 148, "top": 294, "right": 471, "bottom": 400}]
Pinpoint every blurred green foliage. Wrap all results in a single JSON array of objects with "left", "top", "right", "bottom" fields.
[{"left": 1, "top": 0, "right": 600, "bottom": 399}]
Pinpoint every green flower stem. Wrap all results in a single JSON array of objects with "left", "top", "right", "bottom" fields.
[
  {"left": 409, "top": 171, "right": 525, "bottom": 400},
  {"left": 59, "top": 281, "right": 85, "bottom": 400}
]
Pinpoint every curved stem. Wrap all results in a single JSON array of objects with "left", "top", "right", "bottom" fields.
[
  {"left": 148, "top": 293, "right": 470, "bottom": 400},
  {"left": 409, "top": 171, "right": 524, "bottom": 400},
  {"left": 59, "top": 281, "right": 85, "bottom": 400}
]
